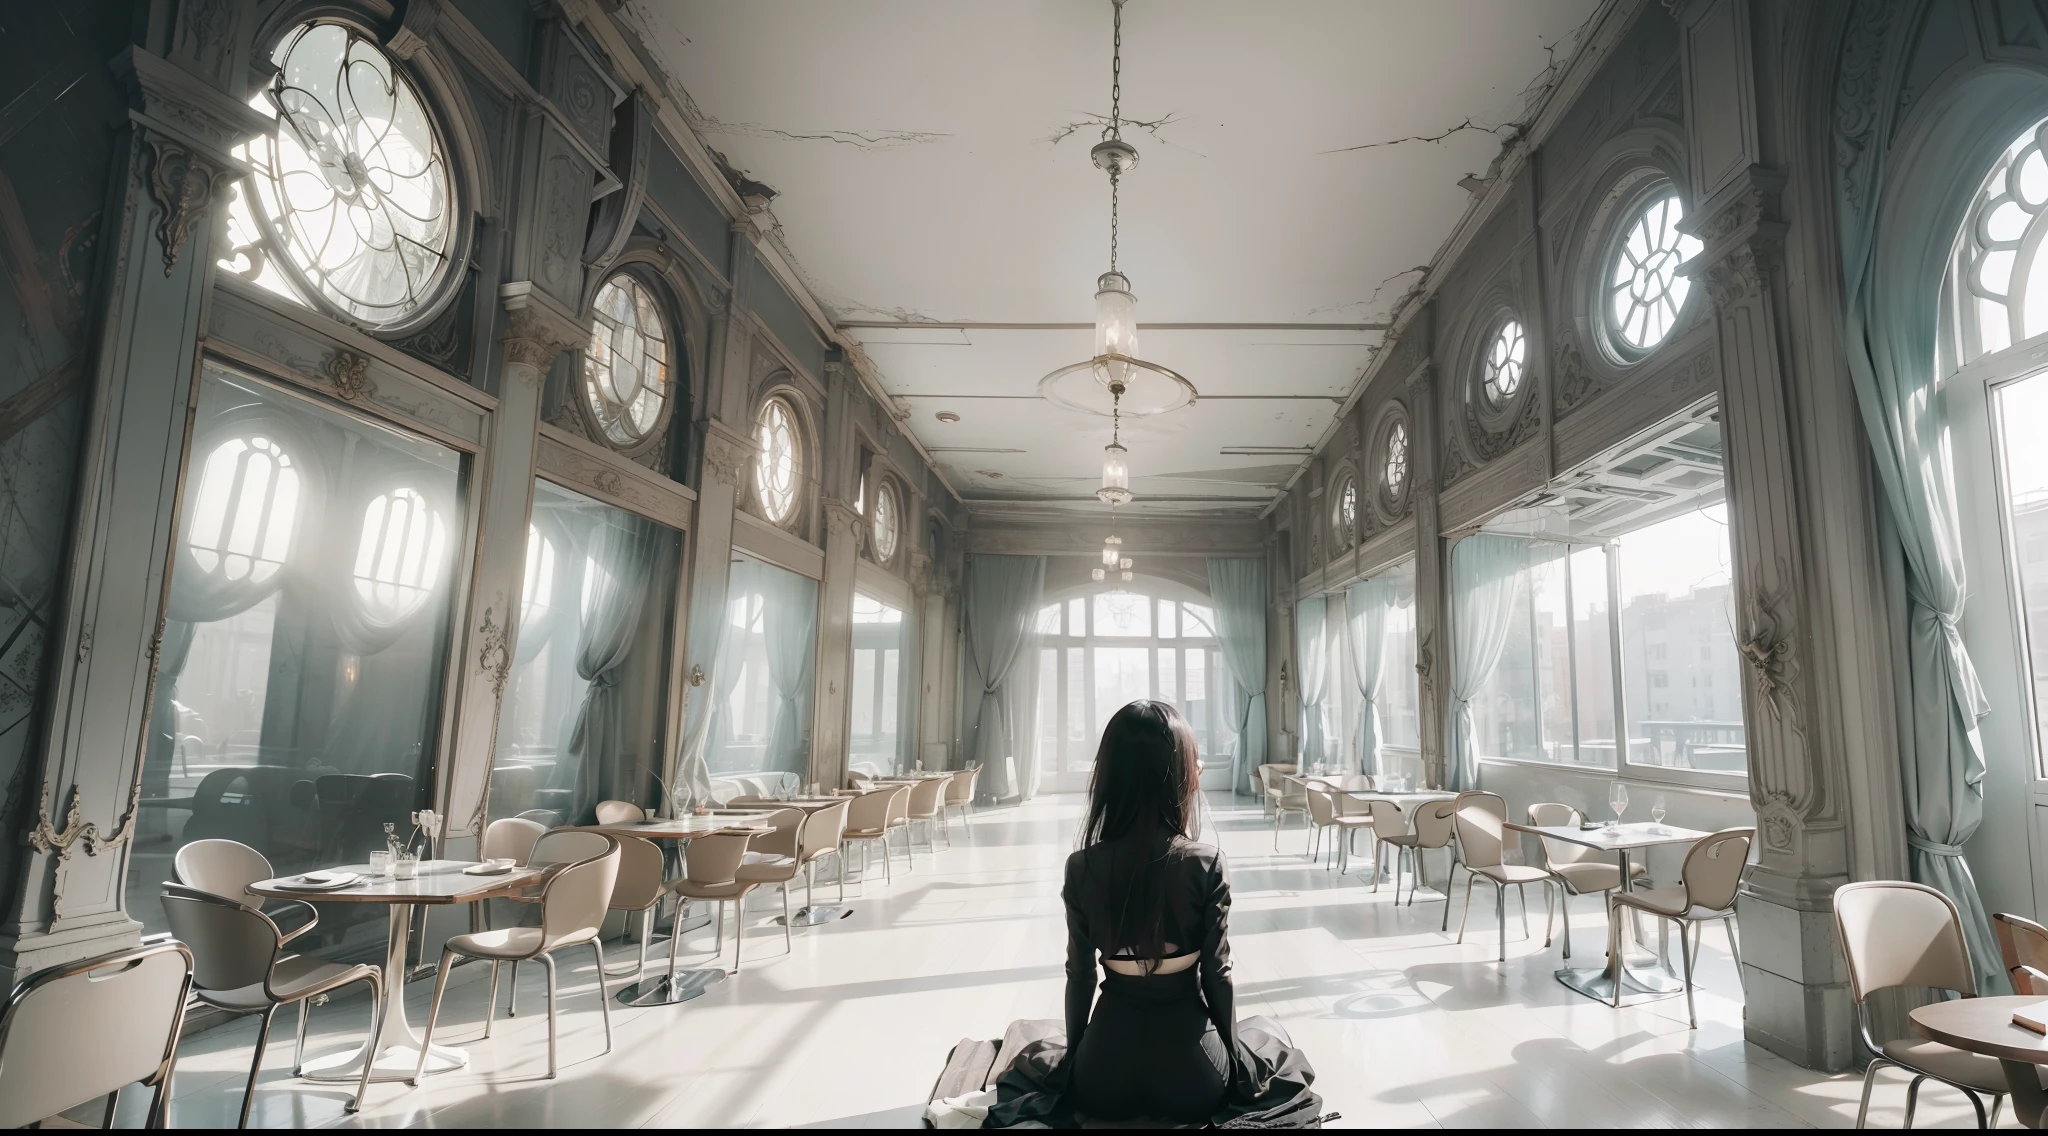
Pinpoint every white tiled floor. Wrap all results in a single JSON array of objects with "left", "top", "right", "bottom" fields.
[{"left": 89, "top": 792, "right": 1995, "bottom": 1127}]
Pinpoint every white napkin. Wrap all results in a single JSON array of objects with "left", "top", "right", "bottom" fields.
[{"left": 925, "top": 1089, "right": 997, "bottom": 1129}]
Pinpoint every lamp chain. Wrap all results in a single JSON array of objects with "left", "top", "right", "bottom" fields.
[{"left": 1108, "top": 0, "right": 1123, "bottom": 273}]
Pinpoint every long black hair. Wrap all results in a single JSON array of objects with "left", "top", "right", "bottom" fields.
[{"left": 1077, "top": 699, "right": 1203, "bottom": 960}]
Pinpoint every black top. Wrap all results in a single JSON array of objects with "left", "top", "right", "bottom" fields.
[{"left": 1061, "top": 836, "right": 1236, "bottom": 1054}]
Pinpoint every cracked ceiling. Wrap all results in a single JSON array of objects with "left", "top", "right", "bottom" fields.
[{"left": 620, "top": 0, "right": 1602, "bottom": 518}]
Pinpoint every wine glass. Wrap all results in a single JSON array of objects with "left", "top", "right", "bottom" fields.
[
  {"left": 1651, "top": 794, "right": 1668, "bottom": 831},
  {"left": 1609, "top": 782, "right": 1630, "bottom": 828}
]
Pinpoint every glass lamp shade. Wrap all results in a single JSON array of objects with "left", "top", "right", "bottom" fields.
[
  {"left": 1119, "top": 570, "right": 1133, "bottom": 582},
  {"left": 1097, "top": 443, "right": 1131, "bottom": 505},
  {"left": 1092, "top": 567, "right": 1107, "bottom": 582},
  {"left": 1094, "top": 272, "right": 1139, "bottom": 374},
  {"left": 1119, "top": 558, "right": 1133, "bottom": 570},
  {"left": 1101, "top": 534, "right": 1122, "bottom": 565}
]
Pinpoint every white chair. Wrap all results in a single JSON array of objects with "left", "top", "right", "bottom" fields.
[
  {"left": 603, "top": 835, "right": 668, "bottom": 982},
  {"left": 840, "top": 785, "right": 904, "bottom": 885},
  {"left": 473, "top": 816, "right": 547, "bottom": 934},
  {"left": 594, "top": 799, "right": 646, "bottom": 824},
  {"left": 1608, "top": 827, "right": 1750, "bottom": 1028},
  {"left": 174, "top": 838, "right": 318, "bottom": 944},
  {"left": 1408, "top": 799, "right": 1460, "bottom": 921},
  {"left": 1303, "top": 784, "right": 1370, "bottom": 871},
  {"left": 162, "top": 886, "right": 382, "bottom": 1125},
  {"left": 1526, "top": 801, "right": 1646, "bottom": 959},
  {"left": 905, "top": 776, "right": 950, "bottom": 855},
  {"left": 942, "top": 767, "right": 979, "bottom": 832},
  {"left": 1452, "top": 791, "right": 1556, "bottom": 962},
  {"left": 415, "top": 836, "right": 622, "bottom": 1082},
  {"left": 502, "top": 829, "right": 617, "bottom": 1020},
  {"left": 733, "top": 807, "right": 808, "bottom": 951},
  {"left": 665, "top": 831, "right": 764, "bottom": 972},
  {"left": 1366, "top": 799, "right": 1416, "bottom": 895},
  {"left": 1269, "top": 773, "right": 1309, "bottom": 849},
  {"left": 0, "top": 941, "right": 193, "bottom": 1129},
  {"left": 1836, "top": 879, "right": 2007, "bottom": 1128}
]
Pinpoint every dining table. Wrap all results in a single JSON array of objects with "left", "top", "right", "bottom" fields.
[
  {"left": 579, "top": 811, "right": 779, "bottom": 1008},
  {"left": 249, "top": 859, "right": 543, "bottom": 1083},
  {"left": 1910, "top": 995, "right": 2048, "bottom": 1127},
  {"left": 1504, "top": 820, "right": 1711, "bottom": 1005}
]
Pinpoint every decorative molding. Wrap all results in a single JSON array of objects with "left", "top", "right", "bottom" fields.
[
  {"left": 535, "top": 426, "right": 693, "bottom": 529},
  {"left": 1553, "top": 335, "right": 1596, "bottom": 417},
  {"left": 1831, "top": 0, "right": 1901, "bottom": 226},
  {"left": 145, "top": 137, "right": 228, "bottom": 276},
  {"left": 326, "top": 350, "right": 375, "bottom": 403},
  {"left": 503, "top": 306, "right": 571, "bottom": 372},
  {"left": 1738, "top": 570, "right": 1805, "bottom": 738},
  {"left": 701, "top": 423, "right": 755, "bottom": 489},
  {"left": 1462, "top": 384, "right": 1543, "bottom": 466},
  {"left": 26, "top": 777, "right": 142, "bottom": 864},
  {"left": 387, "top": 0, "right": 442, "bottom": 60},
  {"left": 476, "top": 596, "right": 511, "bottom": 701}
]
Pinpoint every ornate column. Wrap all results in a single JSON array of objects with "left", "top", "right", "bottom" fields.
[
  {"left": 675, "top": 418, "right": 753, "bottom": 791},
  {"left": 0, "top": 21, "right": 270, "bottom": 984},
  {"left": 811, "top": 497, "right": 862, "bottom": 788},
  {"left": 1407, "top": 354, "right": 1449, "bottom": 789},
  {"left": 440, "top": 286, "right": 585, "bottom": 842}
]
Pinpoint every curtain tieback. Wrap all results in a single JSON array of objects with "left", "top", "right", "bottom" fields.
[{"left": 1908, "top": 835, "right": 1967, "bottom": 857}]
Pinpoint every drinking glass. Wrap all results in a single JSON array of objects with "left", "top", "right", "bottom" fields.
[
  {"left": 1651, "top": 794, "right": 1668, "bottom": 830},
  {"left": 393, "top": 853, "right": 418, "bottom": 880},
  {"left": 369, "top": 850, "right": 393, "bottom": 878},
  {"left": 1609, "top": 782, "right": 1630, "bottom": 827}
]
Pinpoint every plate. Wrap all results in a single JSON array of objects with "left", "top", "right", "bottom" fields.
[
  {"left": 463, "top": 860, "right": 516, "bottom": 876},
  {"left": 277, "top": 872, "right": 362, "bottom": 891}
]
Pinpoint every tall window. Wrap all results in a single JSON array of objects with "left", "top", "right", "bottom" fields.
[
  {"left": 1606, "top": 190, "right": 1703, "bottom": 354},
  {"left": 1033, "top": 590, "right": 1230, "bottom": 789},
  {"left": 224, "top": 21, "right": 456, "bottom": 327},
  {"left": 849, "top": 593, "right": 907, "bottom": 772},
  {"left": 131, "top": 362, "right": 463, "bottom": 957},
  {"left": 753, "top": 397, "right": 803, "bottom": 526},
  {"left": 584, "top": 274, "right": 671, "bottom": 448},
  {"left": 708, "top": 552, "right": 818, "bottom": 776}
]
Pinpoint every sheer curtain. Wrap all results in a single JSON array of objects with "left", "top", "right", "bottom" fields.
[
  {"left": 1207, "top": 557, "right": 1269, "bottom": 792},
  {"left": 1296, "top": 595, "right": 1329, "bottom": 768},
  {"left": 1448, "top": 534, "right": 1530, "bottom": 790},
  {"left": 1839, "top": 106, "right": 2000, "bottom": 991},
  {"left": 565, "top": 512, "right": 661, "bottom": 823},
  {"left": 960, "top": 553, "right": 1045, "bottom": 802},
  {"left": 1346, "top": 577, "right": 1400, "bottom": 776},
  {"left": 676, "top": 558, "right": 756, "bottom": 810},
  {"left": 761, "top": 563, "right": 819, "bottom": 774}
]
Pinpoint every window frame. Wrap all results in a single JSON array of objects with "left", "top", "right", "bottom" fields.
[
  {"left": 751, "top": 391, "right": 808, "bottom": 530},
  {"left": 1597, "top": 181, "right": 1704, "bottom": 363},
  {"left": 581, "top": 270, "right": 678, "bottom": 455}
]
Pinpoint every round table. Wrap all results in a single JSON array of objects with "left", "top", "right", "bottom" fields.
[{"left": 1910, "top": 995, "right": 2048, "bottom": 1126}]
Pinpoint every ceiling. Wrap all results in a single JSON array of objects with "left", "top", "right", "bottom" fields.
[{"left": 621, "top": 0, "right": 1605, "bottom": 517}]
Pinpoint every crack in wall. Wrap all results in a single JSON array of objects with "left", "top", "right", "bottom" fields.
[
  {"left": 1320, "top": 118, "right": 1518, "bottom": 155},
  {"left": 1040, "top": 111, "right": 1187, "bottom": 149}
]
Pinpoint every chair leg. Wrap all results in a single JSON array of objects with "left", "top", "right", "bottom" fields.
[
  {"left": 734, "top": 897, "right": 746, "bottom": 973},
  {"left": 1723, "top": 914, "right": 1742, "bottom": 971},
  {"left": 1560, "top": 890, "right": 1574, "bottom": 959},
  {"left": 1516, "top": 883, "right": 1530, "bottom": 937},
  {"left": 715, "top": 898, "right": 726, "bottom": 952},
  {"left": 484, "top": 961, "right": 500, "bottom": 1039},
  {"left": 412, "top": 949, "right": 456, "bottom": 1085},
  {"left": 293, "top": 998, "right": 310, "bottom": 1076},
  {"left": 1856, "top": 1056, "right": 1896, "bottom": 1128},
  {"left": 1456, "top": 874, "right": 1478, "bottom": 943},
  {"left": 665, "top": 902, "right": 686, "bottom": 972},
  {"left": 591, "top": 942, "right": 613, "bottom": 1055},
  {"left": 1541, "top": 883, "right": 1554, "bottom": 948},
  {"left": 1372, "top": 842, "right": 1384, "bottom": 894},
  {"left": 238, "top": 1005, "right": 277, "bottom": 1129},
  {"left": 1904, "top": 1074, "right": 1924, "bottom": 1128},
  {"left": 637, "top": 909, "right": 653, "bottom": 980},
  {"left": 1608, "top": 899, "right": 1625, "bottom": 1008},
  {"left": 1442, "top": 855, "right": 1459, "bottom": 931},
  {"left": 1991, "top": 1094, "right": 2005, "bottom": 1129},
  {"left": 350, "top": 972, "right": 381, "bottom": 1115},
  {"left": 543, "top": 953, "right": 560, "bottom": 1079},
  {"left": 1680, "top": 918, "right": 1697, "bottom": 1029},
  {"left": 508, "top": 959, "right": 519, "bottom": 1017},
  {"left": 781, "top": 881, "right": 792, "bottom": 951},
  {"left": 1495, "top": 880, "right": 1507, "bottom": 963}
]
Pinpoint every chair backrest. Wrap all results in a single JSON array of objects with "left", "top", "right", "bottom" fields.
[
  {"left": 0, "top": 942, "right": 194, "bottom": 1129},
  {"left": 1997, "top": 912, "right": 2048, "bottom": 995},
  {"left": 1256, "top": 765, "right": 1279, "bottom": 797},
  {"left": 160, "top": 888, "right": 282, "bottom": 995},
  {"left": 1367, "top": 799, "right": 1407, "bottom": 838},
  {"left": 907, "top": 777, "right": 946, "bottom": 818},
  {"left": 848, "top": 773, "right": 874, "bottom": 791},
  {"left": 530, "top": 828, "right": 615, "bottom": 867},
  {"left": 539, "top": 839, "right": 621, "bottom": 949},
  {"left": 607, "top": 835, "right": 666, "bottom": 912},
  {"left": 1452, "top": 791, "right": 1508, "bottom": 870},
  {"left": 173, "top": 838, "right": 274, "bottom": 903},
  {"left": 683, "top": 831, "right": 753, "bottom": 885},
  {"left": 1526, "top": 802, "right": 1595, "bottom": 869},
  {"left": 885, "top": 784, "right": 912, "bottom": 826},
  {"left": 750, "top": 808, "right": 804, "bottom": 859},
  {"left": 1412, "top": 799, "right": 1458, "bottom": 848},
  {"left": 1305, "top": 785, "right": 1336, "bottom": 825},
  {"left": 1834, "top": 879, "right": 1977, "bottom": 1003},
  {"left": 594, "top": 799, "right": 646, "bottom": 825},
  {"left": 799, "top": 800, "right": 849, "bottom": 862},
  {"left": 945, "top": 768, "right": 974, "bottom": 805},
  {"left": 1677, "top": 828, "right": 1753, "bottom": 912},
  {"left": 844, "top": 786, "right": 896, "bottom": 831},
  {"left": 481, "top": 816, "right": 547, "bottom": 864}
]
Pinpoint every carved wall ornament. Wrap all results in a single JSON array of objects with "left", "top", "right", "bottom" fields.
[
  {"left": 702, "top": 429, "right": 755, "bottom": 489},
  {"left": 1463, "top": 384, "right": 1543, "bottom": 465},
  {"left": 1738, "top": 573, "right": 1805, "bottom": 736},
  {"left": 502, "top": 307, "right": 572, "bottom": 374},
  {"left": 1756, "top": 789, "right": 1801, "bottom": 854},
  {"left": 1698, "top": 244, "right": 1775, "bottom": 309},
  {"left": 326, "top": 350, "right": 375, "bottom": 403},
  {"left": 26, "top": 777, "right": 142, "bottom": 862},
  {"left": 1832, "top": 0, "right": 1902, "bottom": 224},
  {"left": 146, "top": 137, "right": 228, "bottom": 276},
  {"left": 592, "top": 469, "right": 624, "bottom": 496},
  {"left": 476, "top": 597, "right": 512, "bottom": 702},
  {"left": 1553, "top": 336, "right": 1597, "bottom": 417}
]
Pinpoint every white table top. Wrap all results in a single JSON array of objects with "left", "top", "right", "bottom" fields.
[{"left": 1506, "top": 821, "right": 1710, "bottom": 852}]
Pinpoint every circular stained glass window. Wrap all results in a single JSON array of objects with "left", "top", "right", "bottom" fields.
[
  {"left": 353, "top": 486, "right": 449, "bottom": 624},
  {"left": 1607, "top": 191, "right": 1702, "bottom": 353},
  {"left": 188, "top": 434, "right": 300, "bottom": 585},
  {"left": 249, "top": 22, "right": 456, "bottom": 327},
  {"left": 1384, "top": 420, "right": 1409, "bottom": 497},
  {"left": 872, "top": 479, "right": 900, "bottom": 563},
  {"left": 754, "top": 397, "right": 803, "bottom": 525},
  {"left": 584, "top": 275, "right": 671, "bottom": 448},
  {"left": 1482, "top": 320, "right": 1527, "bottom": 408}
]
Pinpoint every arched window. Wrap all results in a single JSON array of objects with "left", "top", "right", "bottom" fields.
[
  {"left": 753, "top": 396, "right": 804, "bottom": 525},
  {"left": 1481, "top": 320, "right": 1527, "bottom": 408},
  {"left": 241, "top": 21, "right": 457, "bottom": 327},
  {"left": 187, "top": 433, "right": 300, "bottom": 585},
  {"left": 872, "top": 477, "right": 900, "bottom": 563},
  {"left": 1383, "top": 420, "right": 1409, "bottom": 498},
  {"left": 584, "top": 274, "right": 671, "bottom": 447},
  {"left": 1606, "top": 190, "right": 1702, "bottom": 354},
  {"left": 1950, "top": 117, "right": 2048, "bottom": 364},
  {"left": 353, "top": 486, "right": 449, "bottom": 624}
]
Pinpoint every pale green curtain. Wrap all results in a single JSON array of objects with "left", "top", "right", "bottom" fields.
[
  {"left": 760, "top": 563, "right": 819, "bottom": 775},
  {"left": 959, "top": 554, "right": 1044, "bottom": 802},
  {"left": 1447, "top": 534, "right": 1529, "bottom": 791},
  {"left": 1838, "top": 98, "right": 2001, "bottom": 992},
  {"left": 1346, "top": 577, "right": 1401, "bottom": 776},
  {"left": 1207, "top": 557, "right": 1269, "bottom": 791},
  {"left": 1296, "top": 596, "right": 1329, "bottom": 767},
  {"left": 565, "top": 512, "right": 661, "bottom": 823}
]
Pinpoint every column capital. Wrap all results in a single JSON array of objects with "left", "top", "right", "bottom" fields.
[
  {"left": 699, "top": 419, "right": 755, "bottom": 489},
  {"left": 498, "top": 282, "right": 587, "bottom": 374},
  {"left": 1681, "top": 167, "right": 1788, "bottom": 309}
]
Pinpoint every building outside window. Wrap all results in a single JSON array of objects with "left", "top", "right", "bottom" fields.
[{"left": 849, "top": 591, "right": 907, "bottom": 773}]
